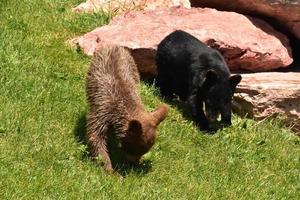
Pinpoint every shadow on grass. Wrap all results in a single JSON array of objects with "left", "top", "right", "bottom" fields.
[
  {"left": 148, "top": 86, "right": 219, "bottom": 134},
  {"left": 73, "top": 112, "right": 152, "bottom": 176},
  {"left": 143, "top": 79, "right": 225, "bottom": 134},
  {"left": 165, "top": 98, "right": 222, "bottom": 134},
  {"left": 74, "top": 112, "right": 88, "bottom": 147}
]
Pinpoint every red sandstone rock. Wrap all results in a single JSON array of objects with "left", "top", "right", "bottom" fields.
[
  {"left": 233, "top": 72, "right": 300, "bottom": 133},
  {"left": 72, "top": 0, "right": 190, "bottom": 13},
  {"left": 72, "top": 7, "right": 293, "bottom": 77},
  {"left": 190, "top": 0, "right": 300, "bottom": 41}
]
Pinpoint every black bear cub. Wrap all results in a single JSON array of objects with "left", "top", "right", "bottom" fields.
[{"left": 155, "top": 30, "right": 242, "bottom": 131}]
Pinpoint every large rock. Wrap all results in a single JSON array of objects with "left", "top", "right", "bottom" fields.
[
  {"left": 190, "top": 0, "right": 300, "bottom": 40},
  {"left": 233, "top": 72, "right": 300, "bottom": 133},
  {"left": 72, "top": 0, "right": 190, "bottom": 13},
  {"left": 72, "top": 7, "right": 293, "bottom": 77}
]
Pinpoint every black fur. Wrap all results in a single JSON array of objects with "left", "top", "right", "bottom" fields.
[{"left": 155, "top": 30, "right": 242, "bottom": 131}]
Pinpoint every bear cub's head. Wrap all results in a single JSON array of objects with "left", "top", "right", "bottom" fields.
[
  {"left": 120, "top": 104, "right": 169, "bottom": 164},
  {"left": 202, "top": 70, "right": 242, "bottom": 127}
]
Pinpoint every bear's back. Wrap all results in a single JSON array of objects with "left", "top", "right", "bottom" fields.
[
  {"left": 156, "top": 30, "right": 230, "bottom": 82},
  {"left": 86, "top": 46, "right": 141, "bottom": 116}
]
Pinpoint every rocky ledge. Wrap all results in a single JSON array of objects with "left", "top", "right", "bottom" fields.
[
  {"left": 233, "top": 72, "right": 300, "bottom": 133},
  {"left": 72, "top": 6, "right": 293, "bottom": 77},
  {"left": 191, "top": 0, "right": 300, "bottom": 40}
]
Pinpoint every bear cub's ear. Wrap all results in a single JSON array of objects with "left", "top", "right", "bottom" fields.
[
  {"left": 127, "top": 120, "right": 143, "bottom": 136},
  {"left": 228, "top": 74, "right": 242, "bottom": 91},
  {"left": 151, "top": 104, "right": 169, "bottom": 126},
  {"left": 203, "top": 70, "right": 218, "bottom": 87}
]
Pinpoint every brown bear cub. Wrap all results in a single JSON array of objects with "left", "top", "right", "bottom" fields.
[{"left": 86, "top": 45, "right": 169, "bottom": 172}]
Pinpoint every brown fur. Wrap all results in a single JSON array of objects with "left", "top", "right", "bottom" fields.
[{"left": 86, "top": 45, "right": 168, "bottom": 171}]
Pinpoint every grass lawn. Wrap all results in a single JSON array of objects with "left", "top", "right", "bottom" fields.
[{"left": 0, "top": 0, "right": 299, "bottom": 199}]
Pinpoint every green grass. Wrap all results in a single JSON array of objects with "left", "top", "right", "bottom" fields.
[{"left": 0, "top": 0, "right": 299, "bottom": 199}]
